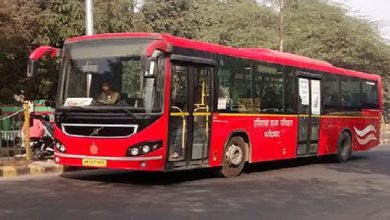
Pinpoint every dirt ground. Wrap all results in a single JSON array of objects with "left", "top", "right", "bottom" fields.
[{"left": 0, "top": 157, "right": 30, "bottom": 167}]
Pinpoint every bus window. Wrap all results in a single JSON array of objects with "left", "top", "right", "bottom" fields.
[
  {"left": 171, "top": 65, "right": 188, "bottom": 112},
  {"left": 217, "top": 56, "right": 252, "bottom": 113},
  {"left": 341, "top": 77, "right": 362, "bottom": 110},
  {"left": 362, "top": 81, "right": 379, "bottom": 109},
  {"left": 253, "top": 63, "right": 283, "bottom": 113},
  {"left": 323, "top": 74, "right": 340, "bottom": 113}
]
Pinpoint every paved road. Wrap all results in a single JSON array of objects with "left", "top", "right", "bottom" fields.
[{"left": 1, "top": 145, "right": 390, "bottom": 220}]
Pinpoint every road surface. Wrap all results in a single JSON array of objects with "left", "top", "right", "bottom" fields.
[{"left": 1, "top": 145, "right": 390, "bottom": 220}]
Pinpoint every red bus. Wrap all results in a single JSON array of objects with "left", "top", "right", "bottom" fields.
[{"left": 28, "top": 33, "right": 382, "bottom": 177}]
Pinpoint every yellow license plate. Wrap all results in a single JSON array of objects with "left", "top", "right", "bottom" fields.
[{"left": 82, "top": 159, "right": 107, "bottom": 167}]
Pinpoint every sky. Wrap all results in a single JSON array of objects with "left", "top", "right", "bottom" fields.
[{"left": 331, "top": 0, "right": 390, "bottom": 41}]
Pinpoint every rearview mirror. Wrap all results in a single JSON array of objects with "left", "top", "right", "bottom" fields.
[
  {"left": 27, "top": 46, "right": 61, "bottom": 77},
  {"left": 29, "top": 46, "right": 61, "bottom": 61},
  {"left": 26, "top": 60, "right": 36, "bottom": 77}
]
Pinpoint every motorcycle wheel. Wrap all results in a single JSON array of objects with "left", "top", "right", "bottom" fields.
[{"left": 32, "top": 147, "right": 44, "bottom": 160}]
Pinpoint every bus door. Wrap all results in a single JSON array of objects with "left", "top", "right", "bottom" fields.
[
  {"left": 297, "top": 74, "right": 321, "bottom": 156},
  {"left": 168, "top": 59, "right": 214, "bottom": 167}
]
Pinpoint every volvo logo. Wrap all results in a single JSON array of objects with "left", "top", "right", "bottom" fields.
[{"left": 89, "top": 127, "right": 103, "bottom": 136}]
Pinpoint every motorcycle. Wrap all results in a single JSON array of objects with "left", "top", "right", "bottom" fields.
[
  {"left": 31, "top": 136, "right": 55, "bottom": 160},
  {"left": 31, "top": 116, "right": 55, "bottom": 160}
]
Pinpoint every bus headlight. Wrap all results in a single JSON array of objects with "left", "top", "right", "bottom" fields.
[
  {"left": 130, "top": 148, "right": 140, "bottom": 156},
  {"left": 142, "top": 145, "right": 151, "bottom": 154},
  {"left": 55, "top": 141, "right": 66, "bottom": 153},
  {"left": 126, "top": 141, "right": 162, "bottom": 157}
]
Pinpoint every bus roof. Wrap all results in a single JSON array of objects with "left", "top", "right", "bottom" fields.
[{"left": 66, "top": 32, "right": 380, "bottom": 81}]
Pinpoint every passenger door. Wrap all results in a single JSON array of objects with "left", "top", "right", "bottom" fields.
[
  {"left": 297, "top": 74, "right": 321, "bottom": 156},
  {"left": 168, "top": 61, "right": 213, "bottom": 167}
]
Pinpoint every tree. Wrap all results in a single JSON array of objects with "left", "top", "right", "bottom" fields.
[
  {"left": 37, "top": 0, "right": 147, "bottom": 46},
  {"left": 141, "top": 0, "right": 279, "bottom": 48},
  {"left": 141, "top": 0, "right": 209, "bottom": 39},
  {"left": 197, "top": 0, "right": 279, "bottom": 48},
  {"left": 276, "top": 0, "right": 390, "bottom": 75},
  {"left": 94, "top": 0, "right": 147, "bottom": 33},
  {"left": 0, "top": 0, "right": 40, "bottom": 103},
  {"left": 2, "top": 0, "right": 390, "bottom": 113},
  {"left": 0, "top": 0, "right": 152, "bottom": 104}
]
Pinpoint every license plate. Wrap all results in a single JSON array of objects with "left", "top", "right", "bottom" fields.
[{"left": 82, "top": 159, "right": 107, "bottom": 167}]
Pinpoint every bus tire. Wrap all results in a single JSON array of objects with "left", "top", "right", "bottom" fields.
[
  {"left": 333, "top": 131, "right": 352, "bottom": 162},
  {"left": 219, "top": 136, "right": 247, "bottom": 178}
]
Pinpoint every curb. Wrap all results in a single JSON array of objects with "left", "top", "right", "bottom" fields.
[{"left": 0, "top": 162, "right": 64, "bottom": 178}]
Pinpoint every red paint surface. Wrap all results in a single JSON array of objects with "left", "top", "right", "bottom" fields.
[
  {"left": 318, "top": 114, "right": 381, "bottom": 155},
  {"left": 145, "top": 40, "right": 171, "bottom": 56},
  {"left": 53, "top": 32, "right": 382, "bottom": 171},
  {"left": 209, "top": 114, "right": 299, "bottom": 167},
  {"left": 29, "top": 46, "right": 60, "bottom": 61},
  {"left": 208, "top": 113, "right": 381, "bottom": 168}
]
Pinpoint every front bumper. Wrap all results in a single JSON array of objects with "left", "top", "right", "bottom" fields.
[{"left": 54, "top": 152, "right": 165, "bottom": 171}]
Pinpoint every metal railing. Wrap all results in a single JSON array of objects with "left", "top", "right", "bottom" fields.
[{"left": 0, "top": 109, "right": 24, "bottom": 164}]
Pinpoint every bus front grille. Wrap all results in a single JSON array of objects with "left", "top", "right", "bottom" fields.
[{"left": 61, "top": 123, "right": 138, "bottom": 138}]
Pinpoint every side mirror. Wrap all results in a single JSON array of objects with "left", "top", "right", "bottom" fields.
[
  {"left": 27, "top": 46, "right": 61, "bottom": 77},
  {"left": 26, "top": 60, "right": 36, "bottom": 77}
]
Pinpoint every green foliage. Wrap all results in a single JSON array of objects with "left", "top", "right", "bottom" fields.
[
  {"left": 37, "top": 0, "right": 85, "bottom": 46},
  {"left": 0, "top": 0, "right": 149, "bottom": 104},
  {"left": 141, "top": 0, "right": 278, "bottom": 48},
  {"left": 37, "top": 0, "right": 146, "bottom": 46},
  {"left": 281, "top": 0, "right": 390, "bottom": 74},
  {"left": 94, "top": 0, "right": 141, "bottom": 33},
  {"left": 1, "top": 0, "right": 390, "bottom": 105},
  {"left": 122, "top": 60, "right": 142, "bottom": 98},
  {"left": 141, "top": 0, "right": 209, "bottom": 38},
  {"left": 0, "top": 0, "right": 40, "bottom": 103},
  {"left": 196, "top": 0, "right": 279, "bottom": 48}
]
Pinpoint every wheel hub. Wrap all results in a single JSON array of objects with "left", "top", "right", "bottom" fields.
[{"left": 225, "top": 144, "right": 243, "bottom": 166}]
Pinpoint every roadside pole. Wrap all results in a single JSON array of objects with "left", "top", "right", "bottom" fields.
[
  {"left": 85, "top": 0, "right": 93, "bottom": 97},
  {"left": 23, "top": 101, "right": 31, "bottom": 162}
]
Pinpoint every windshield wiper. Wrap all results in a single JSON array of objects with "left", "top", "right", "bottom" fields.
[
  {"left": 66, "top": 106, "right": 104, "bottom": 112},
  {"left": 64, "top": 102, "right": 139, "bottom": 119},
  {"left": 119, "top": 107, "right": 139, "bottom": 120},
  {"left": 93, "top": 100, "right": 107, "bottom": 105}
]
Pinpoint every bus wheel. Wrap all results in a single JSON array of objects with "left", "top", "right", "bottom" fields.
[
  {"left": 219, "top": 136, "right": 247, "bottom": 178},
  {"left": 334, "top": 131, "right": 352, "bottom": 162}
]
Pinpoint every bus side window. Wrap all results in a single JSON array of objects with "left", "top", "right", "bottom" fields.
[
  {"left": 171, "top": 65, "right": 188, "bottom": 112},
  {"left": 341, "top": 76, "right": 362, "bottom": 110},
  {"left": 217, "top": 56, "right": 252, "bottom": 113},
  {"left": 253, "top": 63, "right": 283, "bottom": 113},
  {"left": 217, "top": 66, "right": 233, "bottom": 112},
  {"left": 362, "top": 81, "right": 379, "bottom": 109},
  {"left": 322, "top": 74, "right": 340, "bottom": 113}
]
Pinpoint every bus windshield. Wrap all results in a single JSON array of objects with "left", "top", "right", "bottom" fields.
[{"left": 58, "top": 39, "right": 165, "bottom": 113}]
